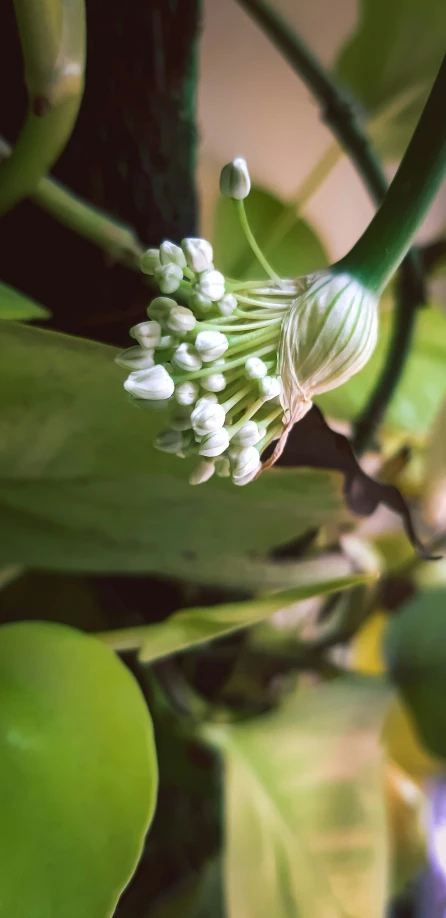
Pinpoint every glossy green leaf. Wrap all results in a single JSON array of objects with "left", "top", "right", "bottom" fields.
[
  {"left": 385, "top": 587, "right": 446, "bottom": 761},
  {"left": 0, "top": 322, "right": 348, "bottom": 576},
  {"left": 205, "top": 676, "right": 390, "bottom": 918},
  {"left": 0, "top": 281, "right": 50, "bottom": 321},
  {"left": 0, "top": 620, "right": 157, "bottom": 918},
  {"left": 213, "top": 185, "right": 327, "bottom": 281},
  {"left": 318, "top": 304, "right": 446, "bottom": 436},
  {"left": 99, "top": 571, "right": 375, "bottom": 663},
  {"left": 334, "top": 0, "right": 446, "bottom": 158}
]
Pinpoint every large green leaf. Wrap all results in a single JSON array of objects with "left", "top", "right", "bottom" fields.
[
  {"left": 334, "top": 0, "right": 446, "bottom": 158},
  {"left": 204, "top": 676, "right": 390, "bottom": 918},
  {"left": 0, "top": 281, "right": 50, "bottom": 321},
  {"left": 385, "top": 587, "right": 446, "bottom": 761},
  {"left": 99, "top": 571, "right": 374, "bottom": 663},
  {"left": 0, "top": 322, "right": 348, "bottom": 576},
  {"left": 213, "top": 185, "right": 327, "bottom": 281},
  {"left": 0, "top": 620, "right": 157, "bottom": 918},
  {"left": 318, "top": 305, "right": 446, "bottom": 437}
]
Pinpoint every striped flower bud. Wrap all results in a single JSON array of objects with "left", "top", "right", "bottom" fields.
[
  {"left": 199, "top": 428, "right": 230, "bottom": 458},
  {"left": 220, "top": 157, "right": 251, "bottom": 200},
  {"left": 167, "top": 305, "right": 196, "bottom": 334},
  {"left": 154, "top": 263, "right": 183, "bottom": 294},
  {"left": 115, "top": 346, "right": 155, "bottom": 371},
  {"left": 140, "top": 248, "right": 161, "bottom": 275},
  {"left": 279, "top": 271, "right": 378, "bottom": 422},
  {"left": 196, "top": 269, "right": 225, "bottom": 302},
  {"left": 124, "top": 364, "right": 175, "bottom": 400},
  {"left": 191, "top": 400, "right": 226, "bottom": 436},
  {"left": 130, "top": 320, "right": 162, "bottom": 349},
  {"left": 159, "top": 241, "right": 187, "bottom": 268},
  {"left": 181, "top": 238, "right": 214, "bottom": 273},
  {"left": 195, "top": 330, "right": 229, "bottom": 362}
]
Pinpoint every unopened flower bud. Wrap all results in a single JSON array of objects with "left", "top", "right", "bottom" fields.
[
  {"left": 181, "top": 237, "right": 214, "bottom": 273},
  {"left": 245, "top": 356, "right": 267, "bottom": 379},
  {"left": 147, "top": 296, "right": 176, "bottom": 322},
  {"left": 140, "top": 248, "right": 161, "bottom": 275},
  {"left": 190, "top": 292, "right": 213, "bottom": 314},
  {"left": 115, "top": 346, "right": 155, "bottom": 371},
  {"left": 216, "top": 293, "right": 237, "bottom": 317},
  {"left": 155, "top": 430, "right": 184, "bottom": 454},
  {"left": 167, "top": 305, "right": 196, "bottom": 334},
  {"left": 191, "top": 400, "right": 226, "bottom": 436},
  {"left": 130, "top": 320, "right": 162, "bottom": 349},
  {"left": 172, "top": 342, "right": 202, "bottom": 371},
  {"left": 195, "top": 330, "right": 229, "bottom": 362},
  {"left": 159, "top": 240, "right": 187, "bottom": 268},
  {"left": 279, "top": 271, "right": 378, "bottom": 419},
  {"left": 199, "top": 428, "right": 230, "bottom": 458},
  {"left": 231, "top": 445, "right": 261, "bottom": 485},
  {"left": 232, "top": 421, "right": 261, "bottom": 447},
  {"left": 201, "top": 373, "right": 226, "bottom": 392},
  {"left": 189, "top": 459, "right": 216, "bottom": 485},
  {"left": 196, "top": 269, "right": 225, "bottom": 302},
  {"left": 124, "top": 364, "right": 174, "bottom": 400},
  {"left": 175, "top": 380, "right": 199, "bottom": 406},
  {"left": 219, "top": 157, "right": 251, "bottom": 200},
  {"left": 155, "top": 263, "right": 183, "bottom": 294},
  {"left": 259, "top": 376, "right": 282, "bottom": 401}
]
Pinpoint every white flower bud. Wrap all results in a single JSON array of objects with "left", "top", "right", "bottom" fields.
[
  {"left": 167, "top": 305, "right": 196, "bottom": 334},
  {"left": 201, "top": 373, "right": 226, "bottom": 393},
  {"left": 195, "top": 330, "right": 229, "bottom": 362},
  {"left": 140, "top": 248, "right": 161, "bottom": 275},
  {"left": 216, "top": 293, "right": 237, "bottom": 317},
  {"left": 154, "top": 263, "right": 183, "bottom": 294},
  {"left": 259, "top": 376, "right": 282, "bottom": 401},
  {"left": 189, "top": 292, "right": 213, "bottom": 314},
  {"left": 189, "top": 459, "right": 216, "bottom": 486},
  {"left": 155, "top": 430, "right": 184, "bottom": 454},
  {"left": 279, "top": 271, "right": 378, "bottom": 418},
  {"left": 215, "top": 456, "right": 231, "bottom": 478},
  {"left": 175, "top": 380, "right": 199, "bottom": 406},
  {"left": 124, "top": 364, "right": 174, "bottom": 400},
  {"left": 199, "top": 428, "right": 230, "bottom": 458},
  {"left": 219, "top": 157, "right": 251, "bottom": 200},
  {"left": 147, "top": 296, "right": 176, "bottom": 322},
  {"left": 130, "top": 320, "right": 162, "bottom": 349},
  {"left": 245, "top": 356, "right": 267, "bottom": 379},
  {"left": 196, "top": 269, "right": 225, "bottom": 302},
  {"left": 159, "top": 240, "right": 187, "bottom": 268},
  {"left": 231, "top": 445, "right": 261, "bottom": 485},
  {"left": 170, "top": 407, "right": 193, "bottom": 431},
  {"left": 115, "top": 346, "right": 155, "bottom": 371},
  {"left": 191, "top": 400, "right": 226, "bottom": 436},
  {"left": 172, "top": 342, "right": 202, "bottom": 371},
  {"left": 181, "top": 238, "right": 214, "bottom": 273},
  {"left": 231, "top": 421, "right": 261, "bottom": 447}
]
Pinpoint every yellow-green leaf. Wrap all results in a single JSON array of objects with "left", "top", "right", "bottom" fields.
[{"left": 0, "top": 621, "right": 157, "bottom": 918}]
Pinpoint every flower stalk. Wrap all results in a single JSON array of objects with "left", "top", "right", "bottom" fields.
[{"left": 338, "top": 54, "right": 446, "bottom": 294}]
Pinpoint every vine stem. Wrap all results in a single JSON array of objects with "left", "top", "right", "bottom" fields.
[
  {"left": 0, "top": 0, "right": 86, "bottom": 216},
  {"left": 235, "top": 0, "right": 426, "bottom": 452},
  {"left": 0, "top": 136, "right": 144, "bottom": 269}
]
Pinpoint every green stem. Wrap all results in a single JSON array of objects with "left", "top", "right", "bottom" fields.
[
  {"left": 0, "top": 0, "right": 86, "bottom": 215},
  {"left": 339, "top": 55, "right": 446, "bottom": 292},
  {"left": 0, "top": 136, "right": 144, "bottom": 268},
  {"left": 236, "top": 200, "right": 281, "bottom": 283}
]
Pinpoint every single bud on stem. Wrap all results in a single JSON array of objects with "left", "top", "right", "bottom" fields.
[{"left": 219, "top": 157, "right": 251, "bottom": 200}]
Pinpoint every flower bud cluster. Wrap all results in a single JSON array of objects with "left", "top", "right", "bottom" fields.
[{"left": 118, "top": 158, "right": 379, "bottom": 486}]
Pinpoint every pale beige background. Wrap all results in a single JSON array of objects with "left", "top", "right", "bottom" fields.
[{"left": 197, "top": 0, "right": 446, "bottom": 263}]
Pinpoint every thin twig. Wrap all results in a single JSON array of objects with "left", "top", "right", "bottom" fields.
[
  {"left": 235, "top": 0, "right": 426, "bottom": 452},
  {"left": 0, "top": 0, "right": 86, "bottom": 215},
  {"left": 0, "top": 136, "right": 144, "bottom": 269}
]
